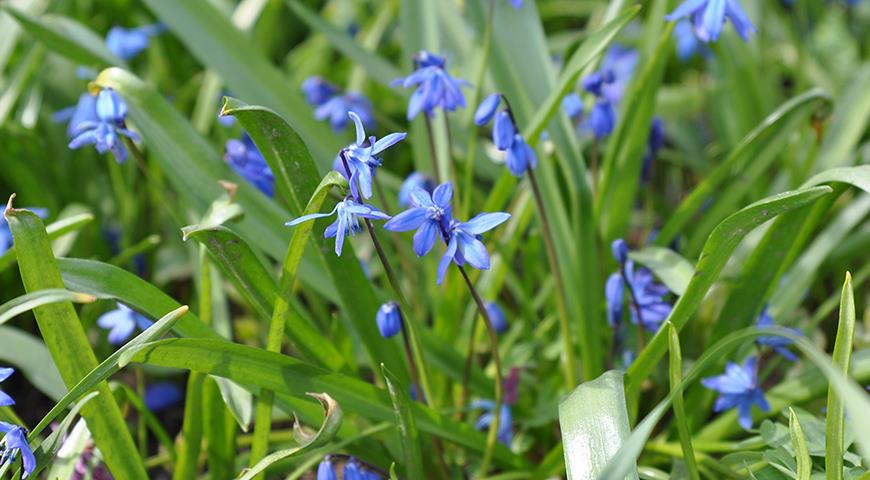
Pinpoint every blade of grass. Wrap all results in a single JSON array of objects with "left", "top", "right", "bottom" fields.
[
  {"left": 0, "top": 288, "right": 95, "bottom": 325},
  {"left": 0, "top": 211, "right": 94, "bottom": 272},
  {"left": 825, "top": 272, "right": 856, "bottom": 480},
  {"left": 668, "top": 323, "right": 700, "bottom": 480},
  {"left": 382, "top": 364, "right": 424, "bottom": 479},
  {"left": 789, "top": 408, "right": 811, "bottom": 480},
  {"left": 5, "top": 201, "right": 148, "bottom": 480}
]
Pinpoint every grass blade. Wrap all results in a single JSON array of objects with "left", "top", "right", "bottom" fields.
[
  {"left": 667, "top": 323, "right": 700, "bottom": 480},
  {"left": 5, "top": 201, "right": 148, "bottom": 479},
  {"left": 825, "top": 272, "right": 856, "bottom": 480},
  {"left": 789, "top": 408, "right": 811, "bottom": 480},
  {"left": 0, "top": 211, "right": 95, "bottom": 272},
  {"left": 0, "top": 288, "right": 95, "bottom": 325},
  {"left": 382, "top": 364, "right": 424, "bottom": 480}
]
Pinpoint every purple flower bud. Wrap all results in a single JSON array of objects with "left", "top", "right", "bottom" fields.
[
  {"left": 485, "top": 302, "right": 508, "bottom": 333},
  {"left": 376, "top": 302, "right": 402, "bottom": 338},
  {"left": 474, "top": 93, "right": 502, "bottom": 126},
  {"left": 493, "top": 111, "right": 516, "bottom": 150},
  {"left": 611, "top": 238, "right": 629, "bottom": 264}
]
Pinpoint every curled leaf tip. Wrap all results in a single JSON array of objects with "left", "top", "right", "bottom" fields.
[
  {"left": 75, "top": 293, "right": 99, "bottom": 303},
  {"left": 4, "top": 193, "right": 16, "bottom": 217},
  {"left": 218, "top": 180, "right": 238, "bottom": 198}
]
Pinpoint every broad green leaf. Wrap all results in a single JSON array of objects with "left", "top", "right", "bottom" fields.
[
  {"left": 382, "top": 364, "right": 424, "bottom": 480},
  {"left": 0, "top": 211, "right": 94, "bottom": 272},
  {"left": 596, "top": 22, "right": 673, "bottom": 242},
  {"left": 126, "top": 338, "right": 529, "bottom": 470},
  {"left": 27, "top": 305, "right": 189, "bottom": 440},
  {"left": 524, "top": 6, "right": 640, "bottom": 144},
  {"left": 0, "top": 288, "right": 95, "bottom": 326},
  {"left": 825, "top": 273, "right": 856, "bottom": 479},
  {"left": 559, "top": 371, "right": 636, "bottom": 480},
  {"left": 1, "top": 6, "right": 123, "bottom": 67},
  {"left": 654, "top": 90, "right": 832, "bottom": 248},
  {"left": 668, "top": 324, "right": 699, "bottom": 480},
  {"left": 239, "top": 393, "right": 343, "bottom": 480},
  {"left": 626, "top": 186, "right": 833, "bottom": 401},
  {"left": 788, "top": 409, "right": 811, "bottom": 480},
  {"left": 285, "top": 0, "right": 400, "bottom": 87},
  {"left": 0, "top": 326, "right": 65, "bottom": 401},
  {"left": 6, "top": 204, "right": 147, "bottom": 479},
  {"left": 803, "top": 165, "right": 870, "bottom": 193},
  {"left": 628, "top": 247, "right": 693, "bottom": 296},
  {"left": 139, "top": 0, "right": 336, "bottom": 162}
]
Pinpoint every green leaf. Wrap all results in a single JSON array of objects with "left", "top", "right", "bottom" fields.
[
  {"left": 654, "top": 90, "right": 832, "bottom": 248},
  {"left": 628, "top": 247, "right": 693, "bottom": 296},
  {"left": 126, "top": 338, "right": 529, "bottom": 470},
  {"left": 667, "top": 324, "right": 700, "bottom": 480},
  {"left": 0, "top": 44, "right": 43, "bottom": 126},
  {"left": 0, "top": 326, "right": 66, "bottom": 401},
  {"left": 788, "top": 408, "right": 811, "bottom": 480},
  {"left": 239, "top": 393, "right": 343, "bottom": 480},
  {"left": 803, "top": 165, "right": 870, "bottom": 193},
  {"left": 816, "top": 65, "right": 870, "bottom": 172},
  {"left": 825, "top": 273, "right": 856, "bottom": 479},
  {"left": 596, "top": 22, "right": 673, "bottom": 242},
  {"left": 382, "top": 364, "right": 424, "bottom": 480},
  {"left": 138, "top": 0, "right": 336, "bottom": 162},
  {"left": 524, "top": 6, "right": 640, "bottom": 144},
  {"left": 0, "top": 211, "right": 94, "bottom": 272},
  {"left": 0, "top": 288, "right": 95, "bottom": 326},
  {"left": 559, "top": 371, "right": 636, "bottom": 480},
  {"left": 213, "top": 376, "right": 253, "bottom": 432},
  {"left": 626, "top": 186, "right": 833, "bottom": 401},
  {"left": 173, "top": 372, "right": 206, "bottom": 480},
  {"left": 285, "top": 1, "right": 400, "bottom": 86},
  {"left": 5, "top": 203, "right": 148, "bottom": 479},
  {"left": 27, "top": 305, "right": 189, "bottom": 440},
  {"left": 1, "top": 6, "right": 123, "bottom": 67}
]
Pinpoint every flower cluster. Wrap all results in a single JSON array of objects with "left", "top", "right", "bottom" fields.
[
  {"left": 385, "top": 183, "right": 510, "bottom": 284},
  {"left": 702, "top": 356, "right": 769, "bottom": 430},
  {"left": 474, "top": 93, "right": 537, "bottom": 176},
  {"left": 302, "top": 76, "right": 375, "bottom": 132},
  {"left": 68, "top": 88, "right": 139, "bottom": 163},
  {"left": 665, "top": 0, "right": 755, "bottom": 43},
  {"left": 605, "top": 239, "right": 673, "bottom": 332},
  {"left": 392, "top": 51, "right": 470, "bottom": 120},
  {"left": 316, "top": 456, "right": 380, "bottom": 480},
  {"left": 224, "top": 134, "right": 275, "bottom": 197},
  {"left": 0, "top": 369, "right": 35, "bottom": 478},
  {"left": 97, "top": 303, "right": 154, "bottom": 345},
  {"left": 106, "top": 24, "right": 165, "bottom": 60}
]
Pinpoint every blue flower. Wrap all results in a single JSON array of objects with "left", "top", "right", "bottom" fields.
[
  {"left": 68, "top": 88, "right": 139, "bottom": 163},
  {"left": 485, "top": 302, "right": 508, "bottom": 333},
  {"left": 702, "top": 356, "right": 770, "bottom": 430},
  {"left": 582, "top": 70, "right": 615, "bottom": 97},
  {"left": 316, "top": 457, "right": 337, "bottom": 480},
  {"left": 225, "top": 135, "right": 275, "bottom": 197},
  {"left": 0, "top": 421, "right": 36, "bottom": 478},
  {"left": 343, "top": 460, "right": 379, "bottom": 480},
  {"left": 286, "top": 197, "right": 390, "bottom": 256},
  {"left": 392, "top": 51, "right": 470, "bottom": 120},
  {"left": 106, "top": 24, "right": 165, "bottom": 60},
  {"left": 52, "top": 93, "right": 98, "bottom": 137},
  {"left": 376, "top": 302, "right": 402, "bottom": 338},
  {"left": 508, "top": 0, "right": 524, "bottom": 7},
  {"left": 97, "top": 303, "right": 154, "bottom": 345},
  {"left": 474, "top": 93, "right": 502, "bottom": 126},
  {"left": 144, "top": 382, "right": 182, "bottom": 412},
  {"left": 642, "top": 117, "right": 665, "bottom": 182},
  {"left": 586, "top": 100, "right": 615, "bottom": 139},
  {"left": 755, "top": 307, "right": 801, "bottom": 361},
  {"left": 340, "top": 112, "right": 407, "bottom": 201},
  {"left": 437, "top": 212, "right": 511, "bottom": 285},
  {"left": 0, "top": 368, "right": 14, "bottom": 407},
  {"left": 316, "top": 93, "right": 376, "bottom": 133},
  {"left": 398, "top": 172, "right": 435, "bottom": 207},
  {"left": 562, "top": 93, "right": 584, "bottom": 123},
  {"left": 665, "top": 0, "right": 755, "bottom": 43},
  {"left": 302, "top": 76, "right": 339, "bottom": 106},
  {"left": 674, "top": 20, "right": 705, "bottom": 61},
  {"left": 611, "top": 238, "right": 629, "bottom": 264},
  {"left": 492, "top": 111, "right": 516, "bottom": 150},
  {"left": 472, "top": 400, "right": 513, "bottom": 445},
  {"left": 599, "top": 45, "right": 638, "bottom": 104},
  {"left": 504, "top": 134, "right": 537, "bottom": 176},
  {"left": 474, "top": 94, "right": 537, "bottom": 177},
  {"left": 605, "top": 273, "right": 624, "bottom": 327},
  {"left": 384, "top": 183, "right": 453, "bottom": 257}
]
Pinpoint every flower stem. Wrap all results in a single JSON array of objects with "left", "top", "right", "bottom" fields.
[
  {"left": 526, "top": 167, "right": 577, "bottom": 388},
  {"left": 620, "top": 265, "right": 646, "bottom": 349},
  {"left": 456, "top": 264, "right": 504, "bottom": 477},
  {"left": 442, "top": 113, "right": 460, "bottom": 194},
  {"left": 423, "top": 115, "right": 443, "bottom": 184}
]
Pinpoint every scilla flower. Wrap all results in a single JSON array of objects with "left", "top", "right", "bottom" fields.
[
  {"left": 105, "top": 24, "right": 165, "bottom": 60},
  {"left": 392, "top": 51, "right": 470, "bottom": 120},
  {"left": 0, "top": 421, "right": 36, "bottom": 478},
  {"left": 437, "top": 212, "right": 511, "bottom": 284},
  {"left": 702, "top": 356, "right": 769, "bottom": 430},
  {"left": 586, "top": 100, "right": 615, "bottom": 140},
  {"left": 384, "top": 183, "right": 453, "bottom": 256},
  {"left": 302, "top": 76, "right": 338, "bottom": 106},
  {"left": 398, "top": 172, "right": 435, "bottom": 207},
  {"left": 472, "top": 400, "right": 513, "bottom": 445},
  {"left": 674, "top": 20, "right": 705, "bottom": 61},
  {"left": 224, "top": 135, "right": 275, "bottom": 197},
  {"left": 340, "top": 112, "right": 407, "bottom": 201},
  {"left": 474, "top": 94, "right": 537, "bottom": 176},
  {"left": 509, "top": 0, "right": 523, "bottom": 7},
  {"left": 286, "top": 197, "right": 390, "bottom": 256},
  {"left": 97, "top": 303, "right": 154, "bottom": 345},
  {"left": 52, "top": 93, "right": 98, "bottom": 137},
  {"left": 606, "top": 238, "right": 673, "bottom": 332},
  {"left": 485, "top": 302, "right": 508, "bottom": 333},
  {"left": 316, "top": 457, "right": 337, "bottom": 480},
  {"left": 0, "top": 368, "right": 14, "bottom": 407},
  {"left": 68, "top": 88, "right": 139, "bottom": 162},
  {"left": 755, "top": 306, "right": 801, "bottom": 361},
  {"left": 144, "top": 382, "right": 182, "bottom": 412},
  {"left": 665, "top": 0, "right": 755, "bottom": 43},
  {"left": 302, "top": 77, "right": 375, "bottom": 132},
  {"left": 376, "top": 302, "right": 402, "bottom": 338}
]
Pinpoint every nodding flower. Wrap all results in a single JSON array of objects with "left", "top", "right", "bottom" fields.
[
  {"left": 391, "top": 51, "right": 470, "bottom": 120},
  {"left": 286, "top": 197, "right": 390, "bottom": 256},
  {"left": 473, "top": 94, "right": 537, "bottom": 177},
  {"left": 338, "top": 112, "right": 406, "bottom": 202},
  {"left": 0, "top": 421, "right": 36, "bottom": 478},
  {"left": 105, "top": 24, "right": 165, "bottom": 60},
  {"left": 97, "top": 303, "right": 154, "bottom": 346},
  {"left": 665, "top": 0, "right": 755, "bottom": 43},
  {"left": 68, "top": 88, "right": 139, "bottom": 163}
]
